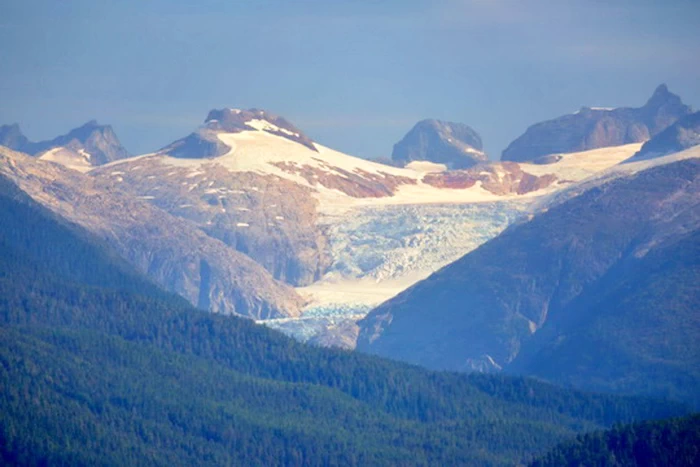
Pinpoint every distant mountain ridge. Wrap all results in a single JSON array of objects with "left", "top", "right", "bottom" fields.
[
  {"left": 5, "top": 101, "right": 696, "bottom": 350},
  {"left": 392, "top": 119, "right": 487, "bottom": 169},
  {"left": 0, "top": 120, "right": 130, "bottom": 170},
  {"left": 92, "top": 108, "right": 545, "bottom": 289},
  {"left": 502, "top": 84, "right": 692, "bottom": 162}
]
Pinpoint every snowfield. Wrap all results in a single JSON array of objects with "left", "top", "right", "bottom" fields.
[{"left": 93, "top": 117, "right": 695, "bottom": 346}]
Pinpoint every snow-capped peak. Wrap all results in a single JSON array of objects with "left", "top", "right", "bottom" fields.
[{"left": 203, "top": 108, "right": 316, "bottom": 150}]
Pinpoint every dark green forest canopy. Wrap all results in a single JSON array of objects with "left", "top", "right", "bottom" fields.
[
  {"left": 531, "top": 414, "right": 700, "bottom": 466},
  {"left": 0, "top": 174, "right": 690, "bottom": 465}
]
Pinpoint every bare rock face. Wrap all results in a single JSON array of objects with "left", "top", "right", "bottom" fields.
[
  {"left": 423, "top": 162, "right": 558, "bottom": 195},
  {"left": 628, "top": 111, "right": 700, "bottom": 162},
  {"left": 271, "top": 161, "right": 417, "bottom": 198},
  {"left": 0, "top": 147, "right": 303, "bottom": 319},
  {"left": 392, "top": 119, "right": 488, "bottom": 169},
  {"left": 0, "top": 121, "right": 131, "bottom": 170},
  {"left": 91, "top": 158, "right": 332, "bottom": 287},
  {"left": 36, "top": 120, "right": 131, "bottom": 165},
  {"left": 502, "top": 85, "right": 692, "bottom": 162}
]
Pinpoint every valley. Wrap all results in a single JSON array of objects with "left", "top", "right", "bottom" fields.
[
  {"left": 3, "top": 3, "right": 699, "bottom": 464},
  {"left": 0, "top": 104, "right": 681, "bottom": 350}
]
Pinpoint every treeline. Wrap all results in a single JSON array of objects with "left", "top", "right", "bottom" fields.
[{"left": 0, "top": 174, "right": 690, "bottom": 465}]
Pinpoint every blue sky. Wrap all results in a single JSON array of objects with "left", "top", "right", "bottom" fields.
[{"left": 1, "top": 0, "right": 699, "bottom": 159}]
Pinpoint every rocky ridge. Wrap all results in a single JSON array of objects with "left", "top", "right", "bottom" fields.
[
  {"left": 628, "top": 111, "right": 700, "bottom": 162},
  {"left": 502, "top": 84, "right": 692, "bottom": 162},
  {"left": 0, "top": 121, "right": 130, "bottom": 171}
]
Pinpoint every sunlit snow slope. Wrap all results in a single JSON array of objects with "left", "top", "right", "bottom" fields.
[{"left": 89, "top": 109, "right": 650, "bottom": 346}]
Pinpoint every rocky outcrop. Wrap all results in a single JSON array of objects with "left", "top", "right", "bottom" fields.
[
  {"left": 271, "top": 161, "right": 416, "bottom": 198},
  {"left": 357, "top": 158, "right": 700, "bottom": 402},
  {"left": 502, "top": 85, "right": 692, "bottom": 162},
  {"left": 627, "top": 111, "right": 700, "bottom": 162},
  {"left": 90, "top": 158, "right": 332, "bottom": 287},
  {"left": 156, "top": 128, "right": 230, "bottom": 159},
  {"left": 36, "top": 120, "right": 131, "bottom": 165},
  {"left": 392, "top": 119, "right": 487, "bottom": 169},
  {"left": 423, "top": 162, "right": 558, "bottom": 195},
  {"left": 0, "top": 147, "right": 304, "bottom": 319},
  {"left": 0, "top": 121, "right": 130, "bottom": 170}
]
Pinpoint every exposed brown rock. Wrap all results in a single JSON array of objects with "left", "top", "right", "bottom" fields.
[
  {"left": 272, "top": 161, "right": 417, "bottom": 198},
  {"left": 0, "top": 147, "right": 304, "bottom": 319},
  {"left": 423, "top": 163, "right": 557, "bottom": 195},
  {"left": 91, "top": 158, "right": 332, "bottom": 286}
]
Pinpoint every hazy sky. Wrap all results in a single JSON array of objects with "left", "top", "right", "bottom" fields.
[{"left": 1, "top": 0, "right": 699, "bottom": 160}]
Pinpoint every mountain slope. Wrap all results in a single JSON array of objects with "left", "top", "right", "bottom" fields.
[
  {"left": 502, "top": 84, "right": 692, "bottom": 162},
  {"left": 357, "top": 155, "right": 700, "bottom": 404},
  {"left": 392, "top": 119, "right": 488, "bottom": 169},
  {"left": 510, "top": 227, "right": 700, "bottom": 403},
  {"left": 628, "top": 111, "right": 700, "bottom": 162},
  {"left": 0, "top": 179, "right": 689, "bottom": 465},
  {"left": 0, "top": 147, "right": 303, "bottom": 319},
  {"left": 89, "top": 109, "right": 630, "bottom": 292},
  {"left": 531, "top": 414, "right": 700, "bottom": 467},
  {"left": 90, "top": 110, "right": 653, "bottom": 347},
  {"left": 90, "top": 108, "right": 562, "bottom": 289}
]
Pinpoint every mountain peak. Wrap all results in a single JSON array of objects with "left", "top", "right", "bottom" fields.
[
  {"left": 0, "top": 123, "right": 30, "bottom": 152},
  {"left": 80, "top": 119, "right": 100, "bottom": 128},
  {"left": 654, "top": 83, "right": 669, "bottom": 95},
  {"left": 392, "top": 119, "right": 487, "bottom": 169},
  {"left": 5, "top": 120, "right": 130, "bottom": 170},
  {"left": 162, "top": 108, "right": 317, "bottom": 159},
  {"left": 204, "top": 108, "right": 314, "bottom": 149},
  {"left": 502, "top": 85, "right": 692, "bottom": 162},
  {"left": 63, "top": 120, "right": 115, "bottom": 142},
  {"left": 643, "top": 83, "right": 682, "bottom": 110}
]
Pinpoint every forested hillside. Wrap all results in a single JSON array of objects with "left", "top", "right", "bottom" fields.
[
  {"left": 0, "top": 174, "right": 689, "bottom": 465},
  {"left": 531, "top": 414, "right": 700, "bottom": 466}
]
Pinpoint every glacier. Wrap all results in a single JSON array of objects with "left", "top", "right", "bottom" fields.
[{"left": 261, "top": 199, "right": 531, "bottom": 344}]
